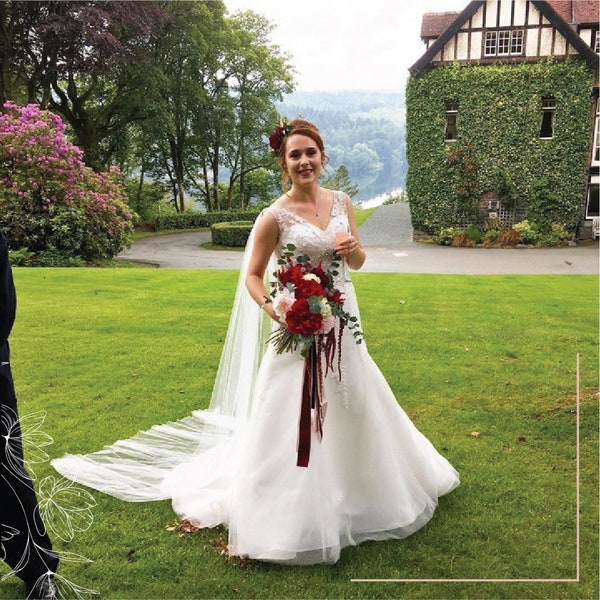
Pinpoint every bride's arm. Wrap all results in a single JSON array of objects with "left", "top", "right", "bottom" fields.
[
  {"left": 336, "top": 194, "right": 366, "bottom": 270},
  {"left": 245, "top": 211, "right": 280, "bottom": 322}
]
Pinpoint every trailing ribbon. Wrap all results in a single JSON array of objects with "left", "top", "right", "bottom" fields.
[{"left": 297, "top": 341, "right": 325, "bottom": 467}]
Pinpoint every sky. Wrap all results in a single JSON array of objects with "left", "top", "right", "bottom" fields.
[{"left": 224, "top": 0, "right": 469, "bottom": 91}]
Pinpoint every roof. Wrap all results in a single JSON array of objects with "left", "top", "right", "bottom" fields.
[
  {"left": 409, "top": 0, "right": 599, "bottom": 76},
  {"left": 547, "top": 0, "right": 599, "bottom": 25},
  {"left": 420, "top": 12, "right": 461, "bottom": 39}
]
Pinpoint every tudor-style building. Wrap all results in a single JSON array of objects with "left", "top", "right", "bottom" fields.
[{"left": 406, "top": 0, "right": 599, "bottom": 239}]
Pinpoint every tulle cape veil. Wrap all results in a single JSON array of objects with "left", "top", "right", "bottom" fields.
[{"left": 52, "top": 225, "right": 275, "bottom": 501}]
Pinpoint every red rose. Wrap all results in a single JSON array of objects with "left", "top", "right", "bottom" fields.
[
  {"left": 310, "top": 263, "right": 329, "bottom": 287},
  {"left": 269, "top": 126, "right": 284, "bottom": 151},
  {"left": 277, "top": 263, "right": 304, "bottom": 287},
  {"left": 295, "top": 278, "right": 326, "bottom": 300},
  {"left": 286, "top": 298, "right": 323, "bottom": 337}
]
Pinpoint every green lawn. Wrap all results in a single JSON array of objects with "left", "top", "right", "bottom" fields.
[{"left": 1, "top": 269, "right": 598, "bottom": 599}]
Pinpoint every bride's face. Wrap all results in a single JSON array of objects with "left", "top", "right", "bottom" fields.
[{"left": 284, "top": 134, "right": 323, "bottom": 187}]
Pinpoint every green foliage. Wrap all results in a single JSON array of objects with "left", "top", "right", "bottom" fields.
[
  {"left": 155, "top": 209, "right": 260, "bottom": 231},
  {"left": 123, "top": 178, "right": 168, "bottom": 224},
  {"left": 0, "top": 103, "right": 134, "bottom": 262},
  {"left": 528, "top": 177, "right": 565, "bottom": 233},
  {"left": 383, "top": 190, "right": 408, "bottom": 205},
  {"left": 539, "top": 222, "right": 575, "bottom": 246},
  {"left": 322, "top": 164, "right": 360, "bottom": 198},
  {"left": 406, "top": 60, "right": 594, "bottom": 233},
  {"left": 513, "top": 220, "right": 539, "bottom": 244},
  {"left": 465, "top": 224, "right": 483, "bottom": 243},
  {"left": 8, "top": 247, "right": 34, "bottom": 266},
  {"left": 438, "top": 227, "right": 459, "bottom": 245},
  {"left": 210, "top": 221, "right": 254, "bottom": 247}
]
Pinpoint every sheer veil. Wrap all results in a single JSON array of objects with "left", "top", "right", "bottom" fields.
[{"left": 52, "top": 223, "right": 275, "bottom": 501}]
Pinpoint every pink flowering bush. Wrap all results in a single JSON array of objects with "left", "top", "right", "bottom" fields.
[{"left": 0, "top": 102, "right": 134, "bottom": 263}]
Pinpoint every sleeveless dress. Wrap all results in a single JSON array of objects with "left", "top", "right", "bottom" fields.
[{"left": 53, "top": 192, "right": 459, "bottom": 565}]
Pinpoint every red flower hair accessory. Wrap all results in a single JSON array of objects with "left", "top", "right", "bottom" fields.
[{"left": 269, "top": 118, "right": 291, "bottom": 153}]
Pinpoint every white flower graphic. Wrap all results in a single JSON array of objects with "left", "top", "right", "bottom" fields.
[
  {"left": 1, "top": 408, "right": 53, "bottom": 480},
  {"left": 38, "top": 476, "right": 97, "bottom": 543}
]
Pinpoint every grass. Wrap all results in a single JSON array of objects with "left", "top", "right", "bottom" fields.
[{"left": 1, "top": 269, "right": 598, "bottom": 599}]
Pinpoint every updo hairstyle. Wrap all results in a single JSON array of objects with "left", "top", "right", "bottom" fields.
[{"left": 277, "top": 118, "right": 328, "bottom": 190}]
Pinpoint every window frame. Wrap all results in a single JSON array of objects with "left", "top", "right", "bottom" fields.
[
  {"left": 539, "top": 97, "right": 556, "bottom": 139},
  {"left": 444, "top": 100, "right": 459, "bottom": 143},
  {"left": 592, "top": 104, "right": 600, "bottom": 166},
  {"left": 585, "top": 179, "right": 599, "bottom": 219},
  {"left": 484, "top": 29, "right": 525, "bottom": 57}
]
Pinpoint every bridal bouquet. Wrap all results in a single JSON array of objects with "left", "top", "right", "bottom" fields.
[
  {"left": 268, "top": 243, "right": 361, "bottom": 360},
  {"left": 268, "top": 244, "right": 362, "bottom": 467}
]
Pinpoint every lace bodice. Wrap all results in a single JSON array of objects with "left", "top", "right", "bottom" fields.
[{"left": 264, "top": 191, "right": 349, "bottom": 271}]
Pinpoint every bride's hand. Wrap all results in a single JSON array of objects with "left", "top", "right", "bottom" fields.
[{"left": 335, "top": 235, "right": 358, "bottom": 256}]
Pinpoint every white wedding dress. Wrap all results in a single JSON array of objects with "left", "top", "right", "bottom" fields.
[{"left": 53, "top": 191, "right": 459, "bottom": 565}]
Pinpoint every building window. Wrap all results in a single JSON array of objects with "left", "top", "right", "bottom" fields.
[
  {"left": 586, "top": 182, "right": 599, "bottom": 218},
  {"left": 594, "top": 30, "right": 600, "bottom": 53},
  {"left": 484, "top": 31, "right": 497, "bottom": 56},
  {"left": 593, "top": 107, "right": 600, "bottom": 165},
  {"left": 539, "top": 97, "right": 556, "bottom": 139},
  {"left": 497, "top": 30, "right": 511, "bottom": 55},
  {"left": 511, "top": 29, "right": 524, "bottom": 54},
  {"left": 484, "top": 29, "right": 524, "bottom": 56},
  {"left": 444, "top": 100, "right": 458, "bottom": 142}
]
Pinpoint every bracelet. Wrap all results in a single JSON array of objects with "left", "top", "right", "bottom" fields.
[{"left": 259, "top": 295, "right": 272, "bottom": 310}]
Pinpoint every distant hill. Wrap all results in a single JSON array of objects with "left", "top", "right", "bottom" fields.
[{"left": 276, "top": 90, "right": 406, "bottom": 202}]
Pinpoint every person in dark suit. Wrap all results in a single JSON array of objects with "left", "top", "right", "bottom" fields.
[{"left": 0, "top": 231, "right": 59, "bottom": 599}]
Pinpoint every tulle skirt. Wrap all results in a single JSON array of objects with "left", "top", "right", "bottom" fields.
[
  {"left": 54, "top": 286, "right": 459, "bottom": 565},
  {"left": 162, "top": 335, "right": 459, "bottom": 564}
]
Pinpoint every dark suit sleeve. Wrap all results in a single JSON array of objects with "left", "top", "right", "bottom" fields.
[{"left": 0, "top": 232, "right": 16, "bottom": 345}]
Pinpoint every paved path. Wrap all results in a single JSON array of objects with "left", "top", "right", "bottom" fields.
[
  {"left": 359, "top": 203, "right": 413, "bottom": 246},
  {"left": 117, "top": 229, "right": 599, "bottom": 275}
]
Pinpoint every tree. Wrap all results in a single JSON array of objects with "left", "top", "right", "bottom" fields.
[
  {"left": 137, "top": 4, "right": 295, "bottom": 213},
  {"left": 322, "top": 164, "right": 359, "bottom": 199},
  {"left": 0, "top": 102, "right": 133, "bottom": 262},
  {"left": 1, "top": 1, "right": 169, "bottom": 170},
  {"left": 133, "top": 0, "right": 230, "bottom": 212},
  {"left": 221, "top": 11, "right": 294, "bottom": 210}
]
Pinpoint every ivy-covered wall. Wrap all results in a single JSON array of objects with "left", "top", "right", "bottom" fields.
[{"left": 405, "top": 60, "right": 595, "bottom": 234}]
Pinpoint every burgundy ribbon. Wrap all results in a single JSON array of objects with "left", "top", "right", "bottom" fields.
[{"left": 297, "top": 343, "right": 324, "bottom": 467}]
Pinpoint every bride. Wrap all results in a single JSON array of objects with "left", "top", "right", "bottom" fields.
[{"left": 53, "top": 118, "right": 459, "bottom": 565}]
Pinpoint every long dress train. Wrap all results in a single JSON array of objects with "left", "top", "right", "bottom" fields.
[{"left": 53, "top": 191, "right": 459, "bottom": 565}]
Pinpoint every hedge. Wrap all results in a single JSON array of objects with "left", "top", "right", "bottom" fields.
[
  {"left": 210, "top": 221, "right": 254, "bottom": 247},
  {"left": 405, "top": 59, "right": 595, "bottom": 234},
  {"left": 155, "top": 209, "right": 261, "bottom": 231}
]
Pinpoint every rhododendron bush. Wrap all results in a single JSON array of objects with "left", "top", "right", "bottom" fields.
[{"left": 0, "top": 102, "right": 134, "bottom": 262}]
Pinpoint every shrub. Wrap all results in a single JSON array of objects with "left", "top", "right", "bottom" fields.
[
  {"left": 498, "top": 229, "right": 521, "bottom": 247},
  {"left": 513, "top": 220, "right": 539, "bottom": 244},
  {"left": 438, "top": 227, "right": 458, "bottom": 245},
  {"left": 465, "top": 224, "right": 483, "bottom": 243},
  {"left": 452, "top": 232, "right": 476, "bottom": 247},
  {"left": 482, "top": 229, "right": 500, "bottom": 243},
  {"left": 539, "top": 223, "right": 575, "bottom": 246},
  {"left": 211, "top": 221, "right": 254, "bottom": 247},
  {"left": 156, "top": 209, "right": 260, "bottom": 231},
  {"left": 8, "top": 247, "right": 34, "bottom": 266},
  {"left": 0, "top": 102, "right": 134, "bottom": 262}
]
